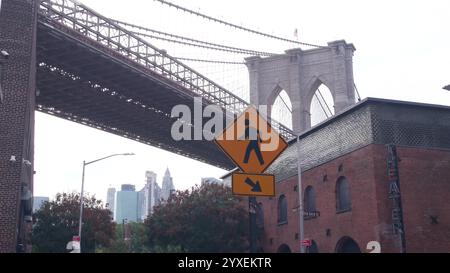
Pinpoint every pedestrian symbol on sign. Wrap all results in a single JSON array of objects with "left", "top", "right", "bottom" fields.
[
  {"left": 214, "top": 106, "right": 288, "bottom": 174},
  {"left": 240, "top": 118, "right": 264, "bottom": 166}
]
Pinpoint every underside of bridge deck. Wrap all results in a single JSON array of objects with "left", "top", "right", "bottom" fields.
[{"left": 36, "top": 21, "right": 235, "bottom": 170}]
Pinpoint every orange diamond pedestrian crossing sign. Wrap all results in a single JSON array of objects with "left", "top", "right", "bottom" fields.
[{"left": 214, "top": 106, "right": 288, "bottom": 174}]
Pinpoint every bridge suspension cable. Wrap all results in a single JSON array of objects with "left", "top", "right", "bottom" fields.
[
  {"left": 153, "top": 0, "right": 329, "bottom": 49},
  {"left": 314, "top": 93, "right": 329, "bottom": 119},
  {"left": 276, "top": 89, "right": 333, "bottom": 120},
  {"left": 123, "top": 28, "right": 277, "bottom": 56},
  {"left": 132, "top": 31, "right": 240, "bottom": 54},
  {"left": 174, "top": 57, "right": 245, "bottom": 65},
  {"left": 317, "top": 88, "right": 333, "bottom": 117},
  {"left": 354, "top": 82, "right": 362, "bottom": 101},
  {"left": 112, "top": 19, "right": 277, "bottom": 57},
  {"left": 279, "top": 94, "right": 292, "bottom": 114}
]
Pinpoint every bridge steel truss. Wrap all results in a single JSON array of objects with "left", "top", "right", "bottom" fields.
[{"left": 38, "top": 0, "right": 295, "bottom": 137}]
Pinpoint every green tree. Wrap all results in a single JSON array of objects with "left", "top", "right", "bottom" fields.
[
  {"left": 99, "top": 222, "right": 149, "bottom": 253},
  {"left": 145, "top": 183, "right": 249, "bottom": 253},
  {"left": 32, "top": 192, "right": 114, "bottom": 253}
]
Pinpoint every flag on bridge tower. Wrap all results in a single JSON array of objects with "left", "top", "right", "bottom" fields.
[{"left": 294, "top": 28, "right": 299, "bottom": 40}]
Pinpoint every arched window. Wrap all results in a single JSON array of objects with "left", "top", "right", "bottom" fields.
[
  {"left": 278, "top": 195, "right": 288, "bottom": 224},
  {"left": 336, "top": 177, "right": 351, "bottom": 212},
  {"left": 277, "top": 244, "right": 291, "bottom": 253},
  {"left": 304, "top": 186, "right": 316, "bottom": 218},
  {"left": 256, "top": 202, "right": 264, "bottom": 229},
  {"left": 335, "top": 236, "right": 361, "bottom": 253}
]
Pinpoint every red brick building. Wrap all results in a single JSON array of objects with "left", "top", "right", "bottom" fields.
[
  {"left": 0, "top": 0, "right": 37, "bottom": 252},
  {"left": 254, "top": 98, "right": 450, "bottom": 253}
]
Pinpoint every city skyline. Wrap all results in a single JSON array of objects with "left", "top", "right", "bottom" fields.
[
  {"left": 34, "top": 165, "right": 221, "bottom": 205},
  {"left": 108, "top": 168, "right": 177, "bottom": 222},
  {"left": 105, "top": 168, "right": 177, "bottom": 204}
]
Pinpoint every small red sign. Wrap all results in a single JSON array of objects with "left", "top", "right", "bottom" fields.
[{"left": 301, "top": 239, "right": 312, "bottom": 247}]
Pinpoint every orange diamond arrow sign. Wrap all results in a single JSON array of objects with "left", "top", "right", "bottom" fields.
[
  {"left": 214, "top": 106, "right": 288, "bottom": 174},
  {"left": 232, "top": 173, "right": 275, "bottom": 197}
]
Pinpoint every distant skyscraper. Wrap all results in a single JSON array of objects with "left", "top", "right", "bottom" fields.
[
  {"left": 115, "top": 184, "right": 138, "bottom": 223},
  {"left": 137, "top": 188, "right": 145, "bottom": 222},
  {"left": 106, "top": 187, "right": 116, "bottom": 218},
  {"left": 138, "top": 171, "right": 162, "bottom": 221},
  {"left": 146, "top": 171, "right": 161, "bottom": 215},
  {"left": 153, "top": 179, "right": 162, "bottom": 208},
  {"left": 201, "top": 177, "right": 222, "bottom": 185},
  {"left": 139, "top": 171, "right": 161, "bottom": 221},
  {"left": 32, "top": 196, "right": 49, "bottom": 212},
  {"left": 121, "top": 184, "right": 135, "bottom": 191},
  {"left": 161, "top": 168, "right": 175, "bottom": 201}
]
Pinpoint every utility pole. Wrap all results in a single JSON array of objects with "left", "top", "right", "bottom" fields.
[
  {"left": 249, "top": 197, "right": 257, "bottom": 253},
  {"left": 296, "top": 136, "right": 305, "bottom": 253},
  {"left": 122, "top": 218, "right": 126, "bottom": 241}
]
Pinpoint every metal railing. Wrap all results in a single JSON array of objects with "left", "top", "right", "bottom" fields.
[{"left": 38, "top": 0, "right": 295, "bottom": 140}]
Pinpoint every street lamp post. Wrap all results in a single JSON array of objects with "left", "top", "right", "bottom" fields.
[
  {"left": 78, "top": 153, "right": 134, "bottom": 252},
  {"left": 296, "top": 136, "right": 305, "bottom": 253}
]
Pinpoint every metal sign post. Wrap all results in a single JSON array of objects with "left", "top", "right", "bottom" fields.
[{"left": 249, "top": 197, "right": 257, "bottom": 253}]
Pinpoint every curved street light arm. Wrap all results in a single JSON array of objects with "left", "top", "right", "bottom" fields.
[{"left": 85, "top": 153, "right": 135, "bottom": 166}]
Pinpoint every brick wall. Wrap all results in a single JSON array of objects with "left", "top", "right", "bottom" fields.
[
  {"left": 396, "top": 147, "right": 450, "bottom": 252},
  {"left": 0, "top": 0, "right": 37, "bottom": 252}
]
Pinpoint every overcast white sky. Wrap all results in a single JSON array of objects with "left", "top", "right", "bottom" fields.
[{"left": 33, "top": 0, "right": 450, "bottom": 202}]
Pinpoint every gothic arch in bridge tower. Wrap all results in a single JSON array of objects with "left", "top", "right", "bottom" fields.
[
  {"left": 266, "top": 83, "right": 288, "bottom": 116},
  {"left": 304, "top": 74, "right": 334, "bottom": 111},
  {"left": 245, "top": 40, "right": 357, "bottom": 134},
  {"left": 266, "top": 83, "right": 293, "bottom": 129},
  {"left": 306, "top": 75, "right": 335, "bottom": 126}
]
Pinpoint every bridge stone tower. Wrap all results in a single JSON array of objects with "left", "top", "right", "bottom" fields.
[
  {"left": 0, "top": 0, "right": 38, "bottom": 252},
  {"left": 245, "top": 40, "right": 356, "bottom": 134}
]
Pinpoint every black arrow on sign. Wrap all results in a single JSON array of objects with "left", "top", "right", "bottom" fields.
[{"left": 245, "top": 177, "right": 262, "bottom": 192}]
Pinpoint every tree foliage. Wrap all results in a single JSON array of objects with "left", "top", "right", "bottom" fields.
[
  {"left": 32, "top": 192, "right": 115, "bottom": 253},
  {"left": 99, "top": 222, "right": 149, "bottom": 253},
  {"left": 145, "top": 183, "right": 248, "bottom": 253}
]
